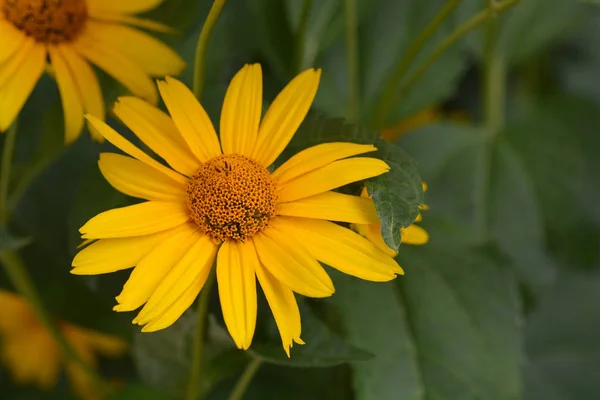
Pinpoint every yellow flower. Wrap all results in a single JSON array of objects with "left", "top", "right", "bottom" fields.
[
  {"left": 0, "top": 290, "right": 127, "bottom": 400},
  {"left": 71, "top": 64, "right": 403, "bottom": 356},
  {"left": 352, "top": 183, "right": 429, "bottom": 257},
  {"left": 0, "top": 0, "right": 185, "bottom": 143}
]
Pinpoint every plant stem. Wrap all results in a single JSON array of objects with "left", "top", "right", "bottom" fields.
[
  {"left": 373, "top": 0, "right": 521, "bottom": 128},
  {"left": 185, "top": 270, "right": 216, "bottom": 400},
  {"left": 0, "top": 122, "right": 17, "bottom": 225},
  {"left": 344, "top": 0, "right": 359, "bottom": 121},
  {"left": 193, "top": 0, "right": 227, "bottom": 100},
  {"left": 372, "top": 0, "right": 464, "bottom": 127},
  {"left": 293, "top": 0, "right": 313, "bottom": 74},
  {"left": 0, "top": 250, "right": 108, "bottom": 394},
  {"left": 227, "top": 359, "right": 263, "bottom": 400}
]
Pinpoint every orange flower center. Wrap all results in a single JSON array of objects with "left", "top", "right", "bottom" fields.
[
  {"left": 2, "top": 0, "right": 88, "bottom": 43},
  {"left": 187, "top": 154, "right": 277, "bottom": 243}
]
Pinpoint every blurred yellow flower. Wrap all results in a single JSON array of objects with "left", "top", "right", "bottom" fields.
[
  {"left": 0, "top": 0, "right": 185, "bottom": 143},
  {"left": 352, "top": 183, "right": 429, "bottom": 257},
  {"left": 0, "top": 290, "right": 127, "bottom": 399},
  {"left": 71, "top": 63, "right": 403, "bottom": 356}
]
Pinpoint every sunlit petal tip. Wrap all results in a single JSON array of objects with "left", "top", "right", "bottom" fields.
[{"left": 294, "top": 337, "right": 305, "bottom": 345}]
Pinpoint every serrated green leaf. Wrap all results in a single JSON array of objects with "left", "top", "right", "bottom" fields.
[
  {"left": 249, "top": 305, "right": 373, "bottom": 367},
  {"left": 333, "top": 219, "right": 523, "bottom": 399}
]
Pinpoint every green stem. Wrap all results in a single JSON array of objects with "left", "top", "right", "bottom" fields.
[
  {"left": 0, "top": 250, "right": 108, "bottom": 394},
  {"left": 193, "top": 0, "right": 227, "bottom": 100},
  {"left": 293, "top": 0, "right": 313, "bottom": 74},
  {"left": 374, "top": 0, "right": 521, "bottom": 128},
  {"left": 372, "top": 0, "right": 464, "bottom": 127},
  {"left": 227, "top": 359, "right": 263, "bottom": 400},
  {"left": 186, "top": 270, "right": 216, "bottom": 400},
  {"left": 0, "top": 122, "right": 17, "bottom": 225},
  {"left": 344, "top": 0, "right": 359, "bottom": 121}
]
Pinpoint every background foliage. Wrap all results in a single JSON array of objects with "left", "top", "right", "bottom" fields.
[{"left": 2, "top": 0, "right": 599, "bottom": 399}]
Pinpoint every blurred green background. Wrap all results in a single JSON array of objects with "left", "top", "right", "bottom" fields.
[{"left": 2, "top": 0, "right": 600, "bottom": 399}]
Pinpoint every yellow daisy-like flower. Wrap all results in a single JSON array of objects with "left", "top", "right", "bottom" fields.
[
  {"left": 0, "top": 290, "right": 127, "bottom": 400},
  {"left": 352, "top": 183, "right": 429, "bottom": 257},
  {"left": 72, "top": 64, "right": 403, "bottom": 356},
  {"left": 0, "top": 0, "right": 184, "bottom": 143}
]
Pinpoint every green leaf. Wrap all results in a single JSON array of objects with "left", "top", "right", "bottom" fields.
[
  {"left": 0, "top": 228, "right": 31, "bottom": 252},
  {"left": 249, "top": 305, "right": 373, "bottom": 367},
  {"left": 333, "top": 219, "right": 523, "bottom": 399},
  {"left": 525, "top": 271, "right": 600, "bottom": 399}
]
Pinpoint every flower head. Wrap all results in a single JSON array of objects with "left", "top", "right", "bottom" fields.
[
  {"left": 0, "top": 0, "right": 185, "bottom": 142},
  {"left": 0, "top": 290, "right": 127, "bottom": 399},
  {"left": 352, "top": 183, "right": 429, "bottom": 257},
  {"left": 72, "top": 64, "right": 403, "bottom": 356}
]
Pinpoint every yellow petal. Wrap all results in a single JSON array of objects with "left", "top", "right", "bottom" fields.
[
  {"left": 277, "top": 217, "right": 403, "bottom": 281},
  {"left": 98, "top": 153, "right": 187, "bottom": 202},
  {"left": 71, "top": 226, "right": 181, "bottom": 275},
  {"left": 73, "top": 30, "right": 157, "bottom": 104},
  {"left": 115, "top": 225, "right": 198, "bottom": 311},
  {"left": 83, "top": 21, "right": 185, "bottom": 77},
  {"left": 48, "top": 46, "right": 84, "bottom": 143},
  {"left": 158, "top": 77, "right": 222, "bottom": 162},
  {"left": 0, "top": 291, "right": 36, "bottom": 332},
  {"left": 0, "top": 20, "right": 27, "bottom": 65},
  {"left": 255, "top": 262, "right": 302, "bottom": 357},
  {"left": 88, "top": 12, "right": 177, "bottom": 33},
  {"left": 252, "top": 69, "right": 321, "bottom": 166},
  {"left": 220, "top": 64, "right": 262, "bottom": 156},
  {"left": 63, "top": 324, "right": 127, "bottom": 357},
  {"left": 401, "top": 224, "right": 429, "bottom": 245},
  {"left": 134, "top": 234, "right": 216, "bottom": 325},
  {"left": 85, "top": 115, "right": 187, "bottom": 184},
  {"left": 277, "top": 191, "right": 379, "bottom": 224},
  {"left": 0, "top": 42, "right": 45, "bottom": 131},
  {"left": 79, "top": 201, "right": 189, "bottom": 239},
  {"left": 113, "top": 97, "right": 199, "bottom": 176},
  {"left": 253, "top": 229, "right": 334, "bottom": 298},
  {"left": 140, "top": 267, "right": 207, "bottom": 332},
  {"left": 354, "top": 222, "right": 397, "bottom": 257},
  {"left": 0, "top": 37, "right": 35, "bottom": 87},
  {"left": 277, "top": 158, "right": 390, "bottom": 203},
  {"left": 87, "top": 0, "right": 164, "bottom": 14},
  {"left": 217, "top": 240, "right": 258, "bottom": 349},
  {"left": 56, "top": 45, "right": 105, "bottom": 141},
  {"left": 272, "top": 143, "right": 377, "bottom": 184}
]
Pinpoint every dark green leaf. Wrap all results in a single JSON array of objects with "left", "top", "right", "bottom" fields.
[
  {"left": 249, "top": 305, "right": 373, "bottom": 367},
  {"left": 0, "top": 228, "right": 31, "bottom": 251},
  {"left": 333, "top": 219, "right": 523, "bottom": 399}
]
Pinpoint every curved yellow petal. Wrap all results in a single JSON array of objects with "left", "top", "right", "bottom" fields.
[
  {"left": 253, "top": 229, "right": 334, "bottom": 298},
  {"left": 99, "top": 153, "right": 186, "bottom": 201},
  {"left": 401, "top": 224, "right": 429, "bottom": 245},
  {"left": 0, "top": 36, "right": 35, "bottom": 88},
  {"left": 277, "top": 158, "right": 390, "bottom": 203},
  {"left": 83, "top": 21, "right": 185, "bottom": 77},
  {"left": 255, "top": 262, "right": 302, "bottom": 357},
  {"left": 0, "top": 20, "right": 27, "bottom": 65},
  {"left": 87, "top": 0, "right": 164, "bottom": 14},
  {"left": 272, "top": 143, "right": 377, "bottom": 183},
  {"left": 63, "top": 324, "right": 127, "bottom": 357},
  {"left": 56, "top": 45, "right": 105, "bottom": 141},
  {"left": 85, "top": 115, "right": 187, "bottom": 184},
  {"left": 71, "top": 227, "right": 179, "bottom": 275},
  {"left": 353, "top": 222, "right": 397, "bottom": 257},
  {"left": 79, "top": 201, "right": 189, "bottom": 239},
  {"left": 277, "top": 217, "right": 403, "bottom": 281},
  {"left": 48, "top": 46, "right": 84, "bottom": 143},
  {"left": 134, "top": 233, "right": 216, "bottom": 326},
  {"left": 0, "top": 42, "right": 45, "bottom": 131},
  {"left": 158, "top": 77, "right": 222, "bottom": 162},
  {"left": 113, "top": 97, "right": 199, "bottom": 176},
  {"left": 73, "top": 30, "right": 157, "bottom": 104},
  {"left": 277, "top": 191, "right": 379, "bottom": 224},
  {"left": 115, "top": 225, "right": 198, "bottom": 312},
  {"left": 252, "top": 69, "right": 321, "bottom": 166},
  {"left": 220, "top": 64, "right": 262, "bottom": 156},
  {"left": 217, "top": 240, "right": 258, "bottom": 349},
  {"left": 89, "top": 12, "right": 176, "bottom": 33}
]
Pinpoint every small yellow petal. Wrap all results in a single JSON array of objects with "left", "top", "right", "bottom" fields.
[
  {"left": 220, "top": 64, "right": 262, "bottom": 157},
  {"left": 401, "top": 224, "right": 429, "bottom": 245},
  {"left": 277, "top": 158, "right": 390, "bottom": 203},
  {"left": 0, "top": 20, "right": 27, "bottom": 66},
  {"left": 252, "top": 68, "right": 321, "bottom": 167},
  {"left": 89, "top": 12, "right": 177, "bottom": 33},
  {"left": 86, "top": 0, "right": 164, "bottom": 14}
]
